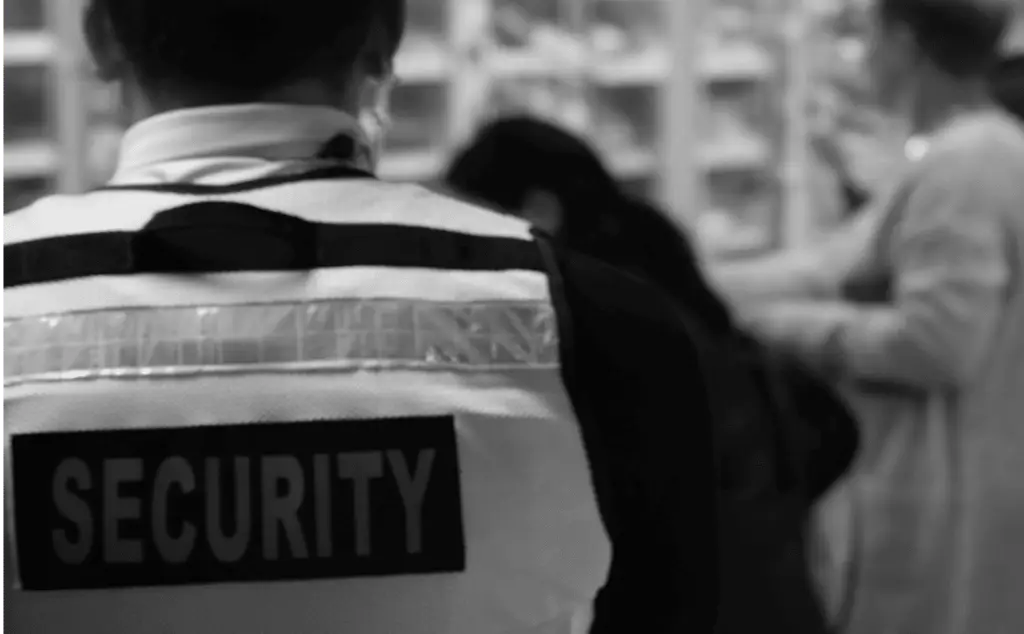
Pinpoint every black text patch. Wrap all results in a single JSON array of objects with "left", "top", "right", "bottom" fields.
[{"left": 12, "top": 416, "right": 465, "bottom": 591}]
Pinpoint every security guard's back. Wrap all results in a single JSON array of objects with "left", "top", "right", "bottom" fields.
[{"left": 4, "top": 2, "right": 717, "bottom": 632}]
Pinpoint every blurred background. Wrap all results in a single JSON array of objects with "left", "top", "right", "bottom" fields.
[{"left": 4, "top": 0, "right": 899, "bottom": 260}]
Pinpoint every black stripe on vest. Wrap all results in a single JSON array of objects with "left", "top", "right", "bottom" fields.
[{"left": 5, "top": 201, "right": 545, "bottom": 288}]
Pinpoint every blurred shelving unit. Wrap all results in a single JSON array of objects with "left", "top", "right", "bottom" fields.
[
  {"left": 4, "top": 0, "right": 56, "bottom": 211},
  {"left": 678, "top": 0, "right": 812, "bottom": 259},
  {"left": 4, "top": 0, "right": 814, "bottom": 259},
  {"left": 465, "top": 0, "right": 813, "bottom": 257}
]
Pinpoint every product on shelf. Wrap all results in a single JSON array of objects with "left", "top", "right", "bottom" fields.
[
  {"left": 705, "top": 3, "right": 758, "bottom": 45},
  {"left": 4, "top": 63, "right": 53, "bottom": 197},
  {"left": 589, "top": 23, "right": 631, "bottom": 58},
  {"left": 5, "top": 66, "right": 48, "bottom": 143},
  {"left": 700, "top": 94, "right": 773, "bottom": 174},
  {"left": 406, "top": 0, "right": 448, "bottom": 35},
  {"left": 586, "top": 2, "right": 669, "bottom": 85},
  {"left": 396, "top": 32, "right": 451, "bottom": 81},
  {"left": 590, "top": 86, "right": 657, "bottom": 158},
  {"left": 387, "top": 25, "right": 449, "bottom": 182},
  {"left": 385, "top": 84, "right": 449, "bottom": 152},
  {"left": 701, "top": 170, "right": 778, "bottom": 257},
  {"left": 2, "top": 0, "right": 812, "bottom": 253},
  {"left": 494, "top": 2, "right": 536, "bottom": 48},
  {"left": 486, "top": 78, "right": 589, "bottom": 134},
  {"left": 4, "top": 0, "right": 44, "bottom": 31},
  {"left": 589, "top": 0, "right": 664, "bottom": 56},
  {"left": 492, "top": 0, "right": 586, "bottom": 68}
]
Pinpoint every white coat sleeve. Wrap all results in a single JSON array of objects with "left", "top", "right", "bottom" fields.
[
  {"left": 754, "top": 143, "right": 1011, "bottom": 389},
  {"left": 708, "top": 201, "right": 887, "bottom": 306},
  {"left": 835, "top": 143, "right": 1011, "bottom": 387}
]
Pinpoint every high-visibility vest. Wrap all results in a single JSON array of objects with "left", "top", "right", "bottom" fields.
[{"left": 4, "top": 173, "right": 612, "bottom": 634}]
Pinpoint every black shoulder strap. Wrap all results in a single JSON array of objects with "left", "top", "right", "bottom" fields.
[{"left": 5, "top": 201, "right": 545, "bottom": 288}]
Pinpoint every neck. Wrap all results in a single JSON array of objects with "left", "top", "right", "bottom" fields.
[
  {"left": 907, "top": 75, "right": 993, "bottom": 136},
  {"left": 121, "top": 77, "right": 362, "bottom": 125}
]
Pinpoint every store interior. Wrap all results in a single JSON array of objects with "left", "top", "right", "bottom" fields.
[{"left": 5, "top": 0, "right": 904, "bottom": 259}]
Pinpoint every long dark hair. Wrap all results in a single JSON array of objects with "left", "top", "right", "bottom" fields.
[
  {"left": 445, "top": 116, "right": 618, "bottom": 248},
  {"left": 445, "top": 116, "right": 734, "bottom": 335}
]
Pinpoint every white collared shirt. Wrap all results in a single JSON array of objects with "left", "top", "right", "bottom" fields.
[
  {"left": 109, "top": 104, "right": 371, "bottom": 187},
  {"left": 4, "top": 102, "right": 529, "bottom": 248}
]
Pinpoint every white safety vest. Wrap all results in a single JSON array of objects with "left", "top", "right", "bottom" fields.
[{"left": 4, "top": 175, "right": 612, "bottom": 634}]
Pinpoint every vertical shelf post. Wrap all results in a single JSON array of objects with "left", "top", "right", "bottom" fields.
[
  {"left": 781, "top": 1, "right": 813, "bottom": 248},
  {"left": 449, "top": 0, "right": 492, "bottom": 148},
  {"left": 664, "top": 0, "right": 702, "bottom": 226},
  {"left": 564, "top": 0, "right": 591, "bottom": 136},
  {"left": 46, "top": 0, "right": 90, "bottom": 194}
]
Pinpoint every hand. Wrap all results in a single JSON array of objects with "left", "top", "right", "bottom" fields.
[{"left": 743, "top": 301, "right": 854, "bottom": 380}]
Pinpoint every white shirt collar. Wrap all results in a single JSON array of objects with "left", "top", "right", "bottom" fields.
[{"left": 113, "top": 104, "right": 366, "bottom": 182}]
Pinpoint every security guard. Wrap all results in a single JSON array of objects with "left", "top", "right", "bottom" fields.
[{"left": 4, "top": 1, "right": 716, "bottom": 633}]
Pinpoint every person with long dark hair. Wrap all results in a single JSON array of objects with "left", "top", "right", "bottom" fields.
[
  {"left": 445, "top": 115, "right": 860, "bottom": 634},
  {"left": 445, "top": 115, "right": 734, "bottom": 336}
]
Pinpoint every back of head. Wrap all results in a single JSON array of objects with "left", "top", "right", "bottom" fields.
[
  {"left": 446, "top": 116, "right": 737, "bottom": 334},
  {"left": 85, "top": 0, "right": 405, "bottom": 104},
  {"left": 605, "top": 198, "right": 736, "bottom": 336},
  {"left": 445, "top": 116, "right": 621, "bottom": 244},
  {"left": 877, "top": 0, "right": 1012, "bottom": 77}
]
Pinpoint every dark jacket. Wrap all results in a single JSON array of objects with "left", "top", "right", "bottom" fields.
[
  {"left": 535, "top": 236, "right": 719, "bottom": 634},
  {"left": 568, "top": 201, "right": 859, "bottom": 634},
  {"left": 706, "top": 335, "right": 857, "bottom": 634},
  {"left": 550, "top": 218, "right": 858, "bottom": 633}
]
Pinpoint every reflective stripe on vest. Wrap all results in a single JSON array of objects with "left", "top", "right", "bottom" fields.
[
  {"left": 5, "top": 190, "right": 610, "bottom": 634},
  {"left": 5, "top": 298, "right": 559, "bottom": 386}
]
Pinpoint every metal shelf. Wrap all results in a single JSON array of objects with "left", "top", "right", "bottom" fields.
[
  {"left": 699, "top": 42, "right": 774, "bottom": 82},
  {"left": 3, "top": 32, "right": 55, "bottom": 65},
  {"left": 395, "top": 42, "right": 454, "bottom": 83},
  {"left": 605, "top": 146, "right": 658, "bottom": 178},
  {"left": 4, "top": 140, "right": 57, "bottom": 178},
  {"left": 4, "top": 0, "right": 808, "bottom": 240},
  {"left": 490, "top": 50, "right": 585, "bottom": 77},
  {"left": 378, "top": 150, "right": 446, "bottom": 182},
  {"left": 590, "top": 48, "right": 668, "bottom": 84},
  {"left": 700, "top": 135, "right": 772, "bottom": 172}
]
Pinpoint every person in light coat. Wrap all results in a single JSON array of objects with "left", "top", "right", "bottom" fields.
[{"left": 713, "top": 1, "right": 1024, "bottom": 633}]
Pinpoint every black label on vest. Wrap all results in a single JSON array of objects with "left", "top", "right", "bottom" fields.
[{"left": 12, "top": 416, "right": 465, "bottom": 591}]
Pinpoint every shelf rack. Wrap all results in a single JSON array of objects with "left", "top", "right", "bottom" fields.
[{"left": 4, "top": 0, "right": 811, "bottom": 257}]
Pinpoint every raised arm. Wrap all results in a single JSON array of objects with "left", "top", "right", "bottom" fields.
[
  {"left": 835, "top": 139, "right": 1013, "bottom": 387},
  {"left": 751, "top": 140, "right": 1013, "bottom": 389},
  {"left": 708, "top": 203, "right": 886, "bottom": 307}
]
